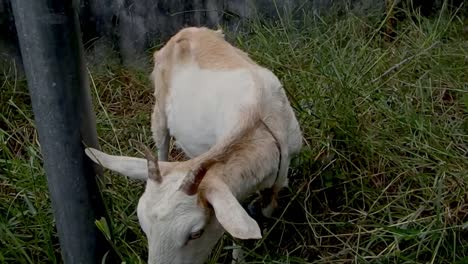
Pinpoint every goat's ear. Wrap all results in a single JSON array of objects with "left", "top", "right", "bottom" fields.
[
  {"left": 85, "top": 148, "right": 176, "bottom": 180},
  {"left": 203, "top": 178, "right": 262, "bottom": 240}
]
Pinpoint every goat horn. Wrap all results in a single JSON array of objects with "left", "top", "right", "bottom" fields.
[
  {"left": 179, "top": 162, "right": 212, "bottom": 195},
  {"left": 139, "top": 143, "right": 162, "bottom": 183}
]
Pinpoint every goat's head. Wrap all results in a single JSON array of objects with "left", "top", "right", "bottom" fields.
[{"left": 85, "top": 147, "right": 261, "bottom": 264}]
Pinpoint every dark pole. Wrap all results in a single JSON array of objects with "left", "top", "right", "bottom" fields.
[{"left": 11, "top": 0, "right": 110, "bottom": 263}]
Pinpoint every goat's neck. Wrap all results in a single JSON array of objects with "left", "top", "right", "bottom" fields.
[{"left": 203, "top": 129, "right": 280, "bottom": 201}]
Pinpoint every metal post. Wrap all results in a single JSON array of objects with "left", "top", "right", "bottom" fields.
[{"left": 11, "top": 0, "right": 110, "bottom": 263}]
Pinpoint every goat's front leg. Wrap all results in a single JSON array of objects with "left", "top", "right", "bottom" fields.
[
  {"left": 246, "top": 188, "right": 280, "bottom": 221},
  {"left": 259, "top": 187, "right": 279, "bottom": 218},
  {"left": 260, "top": 155, "right": 290, "bottom": 218},
  {"left": 157, "top": 131, "right": 170, "bottom": 161},
  {"left": 231, "top": 190, "right": 279, "bottom": 264},
  {"left": 151, "top": 103, "right": 169, "bottom": 161}
]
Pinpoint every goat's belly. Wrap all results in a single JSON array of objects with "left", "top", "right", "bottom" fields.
[{"left": 166, "top": 66, "right": 256, "bottom": 158}]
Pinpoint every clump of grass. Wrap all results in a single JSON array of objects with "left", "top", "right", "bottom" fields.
[
  {"left": 1, "top": 4, "right": 467, "bottom": 264},
  {"left": 1, "top": 62, "right": 60, "bottom": 263}
]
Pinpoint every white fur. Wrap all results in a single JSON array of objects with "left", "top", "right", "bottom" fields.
[{"left": 166, "top": 65, "right": 257, "bottom": 157}]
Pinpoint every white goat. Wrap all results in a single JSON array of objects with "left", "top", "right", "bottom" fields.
[{"left": 85, "top": 27, "right": 302, "bottom": 264}]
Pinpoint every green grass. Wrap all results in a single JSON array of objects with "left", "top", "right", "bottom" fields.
[{"left": 1, "top": 5, "right": 468, "bottom": 264}]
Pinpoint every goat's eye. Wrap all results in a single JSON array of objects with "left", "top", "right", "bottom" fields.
[{"left": 189, "top": 229, "right": 204, "bottom": 240}]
